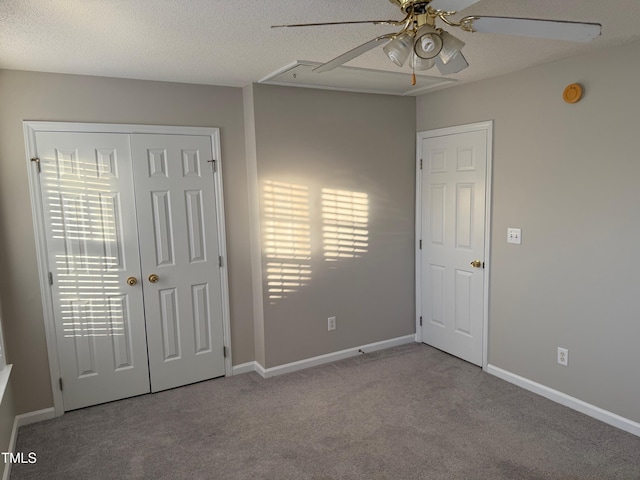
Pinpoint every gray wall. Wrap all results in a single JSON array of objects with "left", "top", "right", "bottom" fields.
[
  {"left": 251, "top": 84, "right": 416, "bottom": 367},
  {"left": 417, "top": 39, "right": 640, "bottom": 423},
  {"left": 0, "top": 70, "right": 254, "bottom": 413}
]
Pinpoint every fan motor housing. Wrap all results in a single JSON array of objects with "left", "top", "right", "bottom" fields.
[{"left": 389, "top": 0, "right": 432, "bottom": 14}]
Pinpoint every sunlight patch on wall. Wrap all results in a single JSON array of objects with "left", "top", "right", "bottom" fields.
[
  {"left": 321, "top": 188, "right": 369, "bottom": 261},
  {"left": 43, "top": 154, "right": 127, "bottom": 338},
  {"left": 265, "top": 262, "right": 312, "bottom": 303},
  {"left": 263, "top": 180, "right": 312, "bottom": 302}
]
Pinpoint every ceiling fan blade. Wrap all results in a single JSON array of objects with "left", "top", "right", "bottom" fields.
[
  {"left": 313, "top": 34, "right": 394, "bottom": 73},
  {"left": 471, "top": 16, "right": 602, "bottom": 42},
  {"left": 429, "top": 0, "right": 482, "bottom": 13},
  {"left": 272, "top": 19, "right": 402, "bottom": 28}
]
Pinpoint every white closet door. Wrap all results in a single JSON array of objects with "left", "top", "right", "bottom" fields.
[
  {"left": 36, "top": 132, "right": 150, "bottom": 411},
  {"left": 130, "top": 134, "right": 225, "bottom": 392}
]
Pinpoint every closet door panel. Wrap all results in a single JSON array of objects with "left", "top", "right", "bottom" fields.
[
  {"left": 35, "top": 131, "right": 150, "bottom": 411},
  {"left": 131, "top": 134, "right": 225, "bottom": 392}
]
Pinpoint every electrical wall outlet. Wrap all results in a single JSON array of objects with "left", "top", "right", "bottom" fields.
[
  {"left": 557, "top": 347, "right": 568, "bottom": 366},
  {"left": 328, "top": 316, "right": 336, "bottom": 331}
]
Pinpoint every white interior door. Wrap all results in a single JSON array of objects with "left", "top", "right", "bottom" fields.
[
  {"left": 36, "top": 132, "right": 150, "bottom": 410},
  {"left": 418, "top": 126, "right": 489, "bottom": 366},
  {"left": 130, "top": 134, "right": 226, "bottom": 392}
]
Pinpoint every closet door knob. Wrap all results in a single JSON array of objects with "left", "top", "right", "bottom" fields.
[
  {"left": 126, "top": 277, "right": 138, "bottom": 286},
  {"left": 148, "top": 274, "right": 159, "bottom": 283}
]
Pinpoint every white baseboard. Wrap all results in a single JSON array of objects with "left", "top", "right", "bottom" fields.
[
  {"left": 230, "top": 335, "right": 416, "bottom": 379},
  {"left": 255, "top": 362, "right": 267, "bottom": 378},
  {"left": 16, "top": 407, "right": 55, "bottom": 427},
  {"left": 231, "top": 362, "right": 257, "bottom": 376},
  {"left": 260, "top": 334, "right": 416, "bottom": 379},
  {"left": 487, "top": 364, "right": 640, "bottom": 437},
  {"left": 2, "top": 407, "right": 55, "bottom": 480}
]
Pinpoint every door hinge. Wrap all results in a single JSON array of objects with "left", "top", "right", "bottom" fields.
[
  {"left": 419, "top": 316, "right": 423, "bottom": 327},
  {"left": 218, "top": 256, "right": 223, "bottom": 267},
  {"left": 48, "top": 272, "right": 53, "bottom": 285},
  {"left": 207, "top": 159, "right": 217, "bottom": 172},
  {"left": 223, "top": 346, "right": 227, "bottom": 358},
  {"left": 31, "top": 157, "right": 41, "bottom": 173},
  {"left": 420, "top": 158, "right": 423, "bottom": 170},
  {"left": 59, "top": 378, "right": 63, "bottom": 391},
  {"left": 419, "top": 239, "right": 422, "bottom": 250}
]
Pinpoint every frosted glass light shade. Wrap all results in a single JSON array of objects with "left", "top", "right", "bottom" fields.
[
  {"left": 435, "top": 51, "right": 469, "bottom": 75},
  {"left": 383, "top": 33, "right": 413, "bottom": 67},
  {"left": 411, "top": 54, "right": 435, "bottom": 71},
  {"left": 414, "top": 25, "right": 443, "bottom": 59},
  {"left": 439, "top": 31, "right": 465, "bottom": 64}
]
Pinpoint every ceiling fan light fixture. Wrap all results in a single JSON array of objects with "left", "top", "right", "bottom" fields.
[
  {"left": 383, "top": 33, "right": 413, "bottom": 67},
  {"left": 277, "top": 1, "right": 603, "bottom": 81},
  {"left": 414, "top": 25, "right": 443, "bottom": 60},
  {"left": 438, "top": 31, "right": 465, "bottom": 65},
  {"left": 411, "top": 54, "right": 435, "bottom": 71}
]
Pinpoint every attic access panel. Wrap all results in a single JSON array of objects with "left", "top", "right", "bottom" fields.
[{"left": 259, "top": 61, "right": 456, "bottom": 96}]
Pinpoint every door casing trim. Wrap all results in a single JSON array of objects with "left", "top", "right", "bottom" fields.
[
  {"left": 24, "top": 121, "right": 233, "bottom": 416},
  {"left": 415, "top": 121, "right": 493, "bottom": 370}
]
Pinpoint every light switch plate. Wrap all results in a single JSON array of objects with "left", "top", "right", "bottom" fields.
[{"left": 507, "top": 228, "right": 522, "bottom": 245}]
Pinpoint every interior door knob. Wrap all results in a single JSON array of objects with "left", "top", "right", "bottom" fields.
[
  {"left": 470, "top": 260, "right": 483, "bottom": 268},
  {"left": 126, "top": 276, "right": 138, "bottom": 286},
  {"left": 148, "top": 274, "right": 159, "bottom": 283}
]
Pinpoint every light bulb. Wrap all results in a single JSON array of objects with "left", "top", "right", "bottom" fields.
[
  {"left": 421, "top": 36, "right": 437, "bottom": 53},
  {"left": 414, "top": 25, "right": 443, "bottom": 60}
]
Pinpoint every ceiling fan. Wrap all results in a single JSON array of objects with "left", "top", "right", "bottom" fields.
[{"left": 272, "top": 0, "right": 601, "bottom": 82}]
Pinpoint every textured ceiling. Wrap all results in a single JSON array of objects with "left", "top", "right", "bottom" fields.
[{"left": 1, "top": 0, "right": 639, "bottom": 91}]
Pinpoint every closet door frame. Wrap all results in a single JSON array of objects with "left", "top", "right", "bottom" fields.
[{"left": 24, "top": 121, "right": 233, "bottom": 417}]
